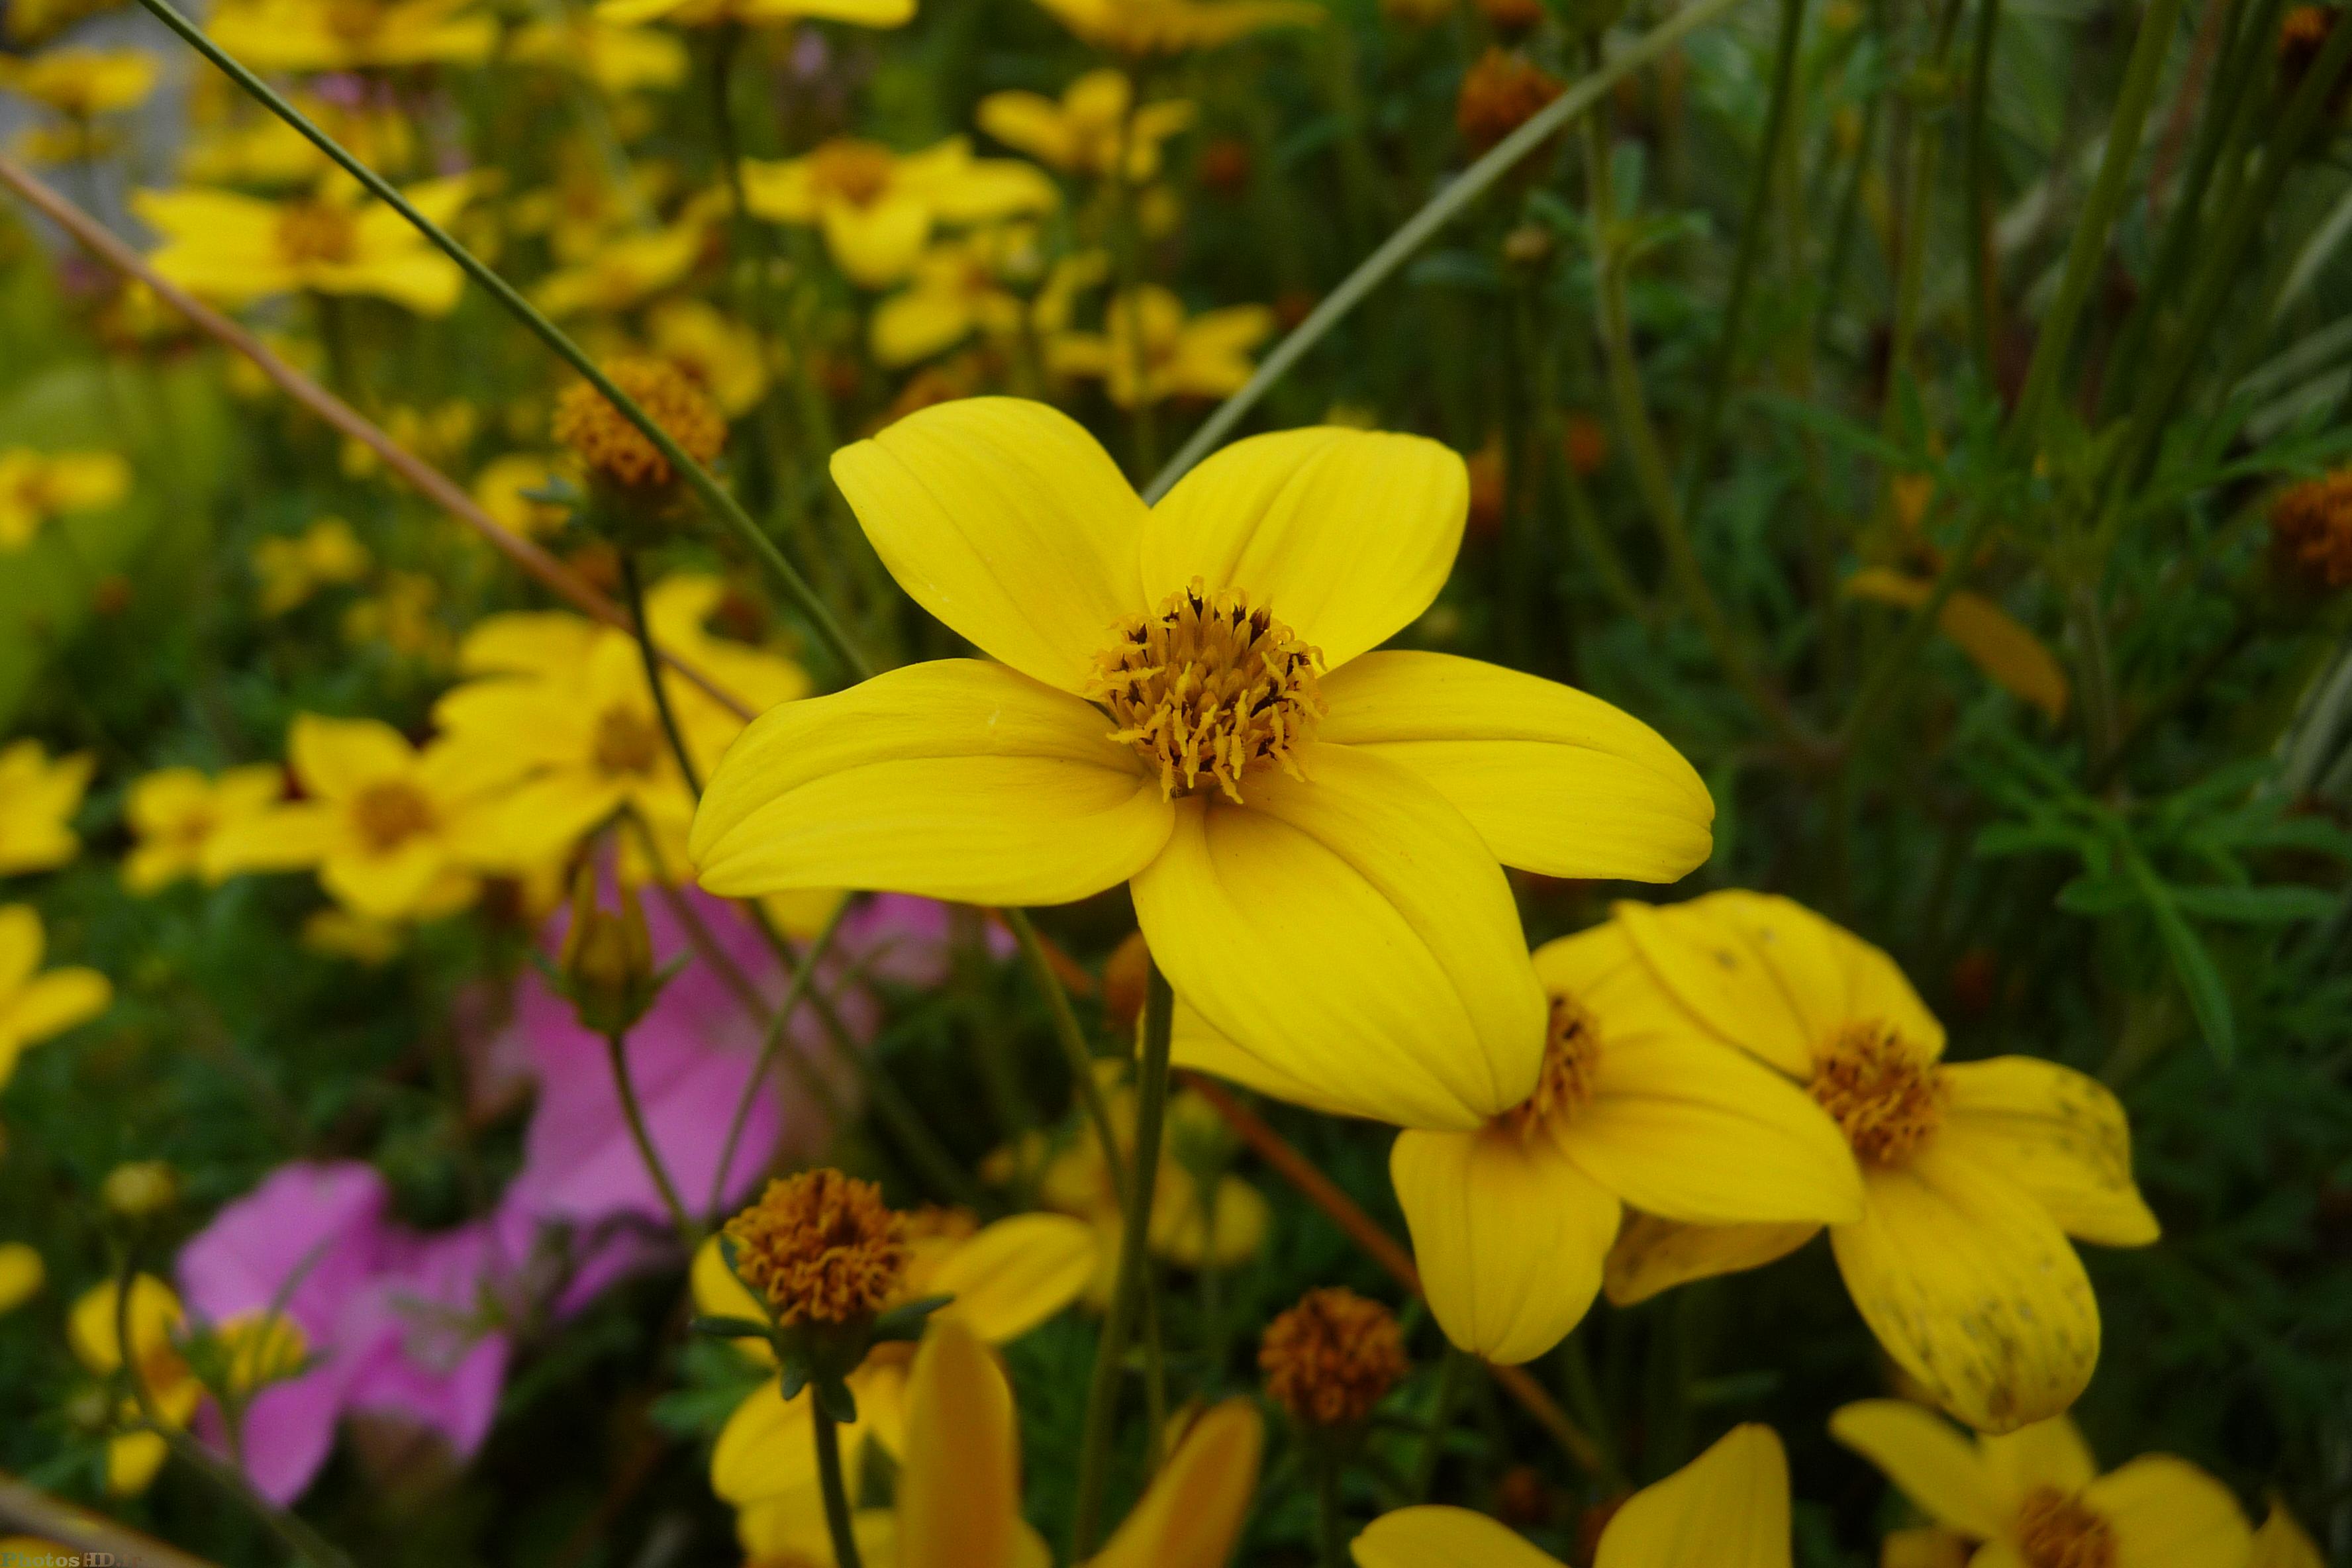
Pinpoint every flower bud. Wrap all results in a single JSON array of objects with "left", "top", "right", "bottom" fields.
[
  {"left": 1259, "top": 1287, "right": 1409, "bottom": 1436},
  {"left": 101, "top": 1160, "right": 179, "bottom": 1219},
  {"left": 556, "top": 870, "right": 662, "bottom": 1036}
]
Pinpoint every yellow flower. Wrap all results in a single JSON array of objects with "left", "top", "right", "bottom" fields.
[
  {"left": 977, "top": 70, "right": 1196, "bottom": 181},
  {"left": 342, "top": 569, "right": 454, "bottom": 665},
  {"left": 0, "top": 448, "right": 130, "bottom": 551},
  {"left": 471, "top": 454, "right": 571, "bottom": 537},
  {"left": 1026, "top": 0, "right": 1318, "bottom": 52},
  {"left": 122, "top": 765, "right": 285, "bottom": 893},
  {"left": 133, "top": 175, "right": 476, "bottom": 315},
  {"left": 1050, "top": 285, "right": 1274, "bottom": 407},
  {"left": 1597, "top": 892, "right": 2159, "bottom": 1432},
  {"left": 252, "top": 516, "right": 372, "bottom": 614},
  {"left": 205, "top": 0, "right": 497, "bottom": 71},
  {"left": 101, "top": 1160, "right": 179, "bottom": 1217},
  {"left": 0, "top": 740, "right": 95, "bottom": 873},
  {"left": 595, "top": 0, "right": 908, "bottom": 28},
  {"left": 301, "top": 906, "right": 407, "bottom": 964},
  {"left": 695, "top": 1208, "right": 1098, "bottom": 1556},
  {"left": 0, "top": 905, "right": 109, "bottom": 1091},
  {"left": 1832, "top": 1400, "right": 2250, "bottom": 1568},
  {"left": 532, "top": 215, "right": 709, "bottom": 318},
  {"left": 1845, "top": 567, "right": 2069, "bottom": 722},
  {"left": 0, "top": 47, "right": 158, "bottom": 117},
  {"left": 742, "top": 136, "right": 1059, "bottom": 289},
  {"left": 691, "top": 398, "right": 1714, "bottom": 1131},
  {"left": 341, "top": 401, "right": 475, "bottom": 479},
  {"left": 68, "top": 1275, "right": 201, "bottom": 1496},
  {"left": 1385, "top": 920, "right": 1863, "bottom": 1365},
  {"left": 1354, "top": 1423, "right": 1791, "bottom": 1568},
  {"left": 5, "top": 0, "right": 124, "bottom": 46},
  {"left": 647, "top": 297, "right": 772, "bottom": 416},
  {"left": 0, "top": 1243, "right": 43, "bottom": 1314},
  {"left": 870, "top": 226, "right": 1106, "bottom": 368},
  {"left": 509, "top": 155, "right": 680, "bottom": 264},
  {"left": 505, "top": 15, "right": 688, "bottom": 93},
  {"left": 203, "top": 714, "right": 526, "bottom": 920},
  {"left": 434, "top": 575, "right": 807, "bottom": 881},
  {"left": 181, "top": 93, "right": 417, "bottom": 187}
]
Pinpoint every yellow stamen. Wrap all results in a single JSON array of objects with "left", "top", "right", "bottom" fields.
[
  {"left": 1810, "top": 1020, "right": 1947, "bottom": 1166},
  {"left": 1503, "top": 991, "right": 1602, "bottom": 1138},
  {"left": 2015, "top": 1487, "right": 2118, "bottom": 1568}
]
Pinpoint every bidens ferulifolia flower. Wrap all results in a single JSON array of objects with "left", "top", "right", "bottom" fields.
[
  {"left": 741, "top": 136, "right": 1059, "bottom": 289},
  {"left": 133, "top": 176, "right": 476, "bottom": 316},
  {"left": 1597, "top": 893, "right": 2159, "bottom": 1433},
  {"left": 0, "top": 739, "right": 93, "bottom": 874},
  {"left": 691, "top": 398, "right": 1713, "bottom": 1132}
]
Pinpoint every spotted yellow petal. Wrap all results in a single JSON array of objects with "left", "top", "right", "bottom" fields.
[
  {"left": 2087, "top": 1456, "right": 2250, "bottom": 1568},
  {"left": 1602, "top": 1214, "right": 1820, "bottom": 1306},
  {"left": 1939, "top": 1057, "right": 2159, "bottom": 1247},
  {"left": 691, "top": 660, "right": 1172, "bottom": 906},
  {"left": 1087, "top": 1399, "right": 1263, "bottom": 1568},
  {"left": 1351, "top": 1507, "right": 1561, "bottom": 1568},
  {"left": 1391, "top": 1125, "right": 1619, "bottom": 1364},
  {"left": 1827, "top": 1400, "right": 2006, "bottom": 1538},
  {"left": 1594, "top": 1424, "right": 1790, "bottom": 1568}
]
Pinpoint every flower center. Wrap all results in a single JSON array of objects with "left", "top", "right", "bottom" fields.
[
  {"left": 551, "top": 356, "right": 727, "bottom": 491},
  {"left": 324, "top": 0, "right": 387, "bottom": 38},
  {"left": 807, "top": 139, "right": 897, "bottom": 207},
  {"left": 1810, "top": 1019, "right": 1947, "bottom": 1166},
  {"left": 1259, "top": 1287, "right": 1410, "bottom": 1427},
  {"left": 275, "top": 202, "right": 360, "bottom": 267},
  {"left": 722, "top": 1169, "right": 907, "bottom": 1327},
  {"left": 350, "top": 779, "right": 434, "bottom": 852},
  {"left": 1089, "top": 577, "right": 1324, "bottom": 803},
  {"left": 1504, "top": 992, "right": 1602, "bottom": 1137},
  {"left": 2015, "top": 1487, "right": 2118, "bottom": 1568},
  {"left": 592, "top": 704, "right": 663, "bottom": 777}
]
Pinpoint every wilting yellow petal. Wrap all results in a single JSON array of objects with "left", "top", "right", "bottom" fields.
[
  {"left": 1087, "top": 1399, "right": 1263, "bottom": 1568},
  {"left": 1602, "top": 1214, "right": 1820, "bottom": 1306},
  {"left": 691, "top": 660, "right": 1172, "bottom": 906},
  {"left": 1827, "top": 1400, "right": 2006, "bottom": 1538},
  {"left": 830, "top": 398, "right": 1151, "bottom": 692},
  {"left": 1319, "top": 651, "right": 1712, "bottom": 882},
  {"left": 1391, "top": 1126, "right": 1618, "bottom": 1364},
  {"left": 1352, "top": 1507, "right": 1562, "bottom": 1568},
  {"left": 1140, "top": 427, "right": 1467, "bottom": 671},
  {"left": 1845, "top": 568, "right": 2069, "bottom": 721},
  {"left": 1594, "top": 1424, "right": 1790, "bottom": 1568},
  {"left": 1132, "top": 744, "right": 1545, "bottom": 1131},
  {"left": 930, "top": 1212, "right": 1098, "bottom": 1344},
  {"left": 2087, "top": 1455, "right": 2251, "bottom": 1568},
  {"left": 1832, "top": 1145, "right": 2100, "bottom": 1434},
  {"left": 899, "top": 1318, "right": 1027, "bottom": 1568},
  {"left": 2248, "top": 1503, "right": 2326, "bottom": 1568},
  {"left": 1938, "top": 1057, "right": 2159, "bottom": 1247}
]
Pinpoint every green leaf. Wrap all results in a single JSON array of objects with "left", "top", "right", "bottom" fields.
[
  {"left": 2167, "top": 885, "right": 2340, "bottom": 923},
  {"left": 2127, "top": 856, "right": 2236, "bottom": 1066}
]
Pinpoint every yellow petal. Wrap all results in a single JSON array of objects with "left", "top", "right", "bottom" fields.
[
  {"left": 1845, "top": 569, "right": 2069, "bottom": 722},
  {"left": 322, "top": 840, "right": 452, "bottom": 921},
  {"left": 0, "top": 906, "right": 36, "bottom": 994},
  {"left": 899, "top": 1318, "right": 1026, "bottom": 1568},
  {"left": 2086, "top": 1456, "right": 2250, "bottom": 1568},
  {"left": 1826, "top": 1400, "right": 2006, "bottom": 1538},
  {"left": 1131, "top": 744, "right": 1545, "bottom": 1131},
  {"left": 690, "top": 1236, "right": 774, "bottom": 1365},
  {"left": 1170, "top": 999, "right": 1371, "bottom": 1120},
  {"left": 68, "top": 1275, "right": 181, "bottom": 1375},
  {"left": 1831, "top": 1144, "right": 2100, "bottom": 1433},
  {"left": 107, "top": 1432, "right": 169, "bottom": 1496},
  {"left": 690, "top": 660, "right": 1171, "bottom": 906},
  {"left": 289, "top": 712, "right": 414, "bottom": 801},
  {"left": 928, "top": 158, "right": 1061, "bottom": 222},
  {"left": 822, "top": 190, "right": 934, "bottom": 287},
  {"left": 1088, "top": 1398, "right": 1263, "bottom": 1568},
  {"left": 871, "top": 285, "right": 978, "bottom": 366},
  {"left": 1938, "top": 1057, "right": 2159, "bottom": 1247},
  {"left": 1881, "top": 1527, "right": 1973, "bottom": 1568},
  {"left": 1318, "top": 651, "right": 1713, "bottom": 881},
  {"left": 1352, "top": 1507, "right": 1561, "bottom": 1568},
  {"left": 2248, "top": 1503, "right": 2325, "bottom": 1568},
  {"left": 1391, "top": 1126, "right": 1618, "bottom": 1364},
  {"left": 201, "top": 803, "right": 340, "bottom": 878},
  {"left": 1977, "top": 1414, "right": 2097, "bottom": 1510},
  {"left": 0, "top": 1243, "right": 43, "bottom": 1313},
  {"left": 1140, "top": 427, "right": 1467, "bottom": 671},
  {"left": 1602, "top": 1214, "right": 1820, "bottom": 1306},
  {"left": 1594, "top": 1424, "right": 1790, "bottom": 1568},
  {"left": 3, "top": 966, "right": 113, "bottom": 1044},
  {"left": 975, "top": 90, "right": 1075, "bottom": 167},
  {"left": 829, "top": 397, "right": 1150, "bottom": 693},
  {"left": 930, "top": 1212, "right": 1098, "bottom": 1343},
  {"left": 711, "top": 1379, "right": 830, "bottom": 1504}
]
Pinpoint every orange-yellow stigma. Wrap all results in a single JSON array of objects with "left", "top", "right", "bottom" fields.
[
  {"left": 1259, "top": 1287, "right": 1409, "bottom": 1427},
  {"left": 1810, "top": 1020, "right": 1947, "bottom": 1166},
  {"left": 552, "top": 356, "right": 726, "bottom": 492},
  {"left": 1504, "top": 991, "right": 1601, "bottom": 1138},
  {"left": 2015, "top": 1487, "right": 2117, "bottom": 1568},
  {"left": 723, "top": 1169, "right": 908, "bottom": 1327},
  {"left": 1089, "top": 577, "right": 1324, "bottom": 803}
]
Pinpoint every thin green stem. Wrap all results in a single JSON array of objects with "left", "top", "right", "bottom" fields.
[
  {"left": 813, "top": 1402, "right": 866, "bottom": 1568},
  {"left": 1004, "top": 908, "right": 1128, "bottom": 1202},
  {"left": 1140, "top": 0, "right": 1746, "bottom": 503},
  {"left": 620, "top": 551, "right": 703, "bottom": 799},
  {"left": 1069, "top": 960, "right": 1174, "bottom": 1557},
  {"left": 1315, "top": 1451, "right": 1347, "bottom": 1568},
  {"left": 1410, "top": 1348, "right": 1472, "bottom": 1500},
  {"left": 1962, "top": 0, "right": 2004, "bottom": 388},
  {"left": 129, "top": 0, "right": 873, "bottom": 684},
  {"left": 704, "top": 898, "right": 854, "bottom": 1220},
  {"left": 605, "top": 1029, "right": 699, "bottom": 1247},
  {"left": 806, "top": 985, "right": 991, "bottom": 1210}
]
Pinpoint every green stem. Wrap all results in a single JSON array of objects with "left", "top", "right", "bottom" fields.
[
  {"left": 1410, "top": 1348, "right": 1471, "bottom": 1500},
  {"left": 620, "top": 551, "right": 703, "bottom": 799},
  {"left": 128, "top": 0, "right": 873, "bottom": 684},
  {"left": 1961, "top": 0, "right": 2004, "bottom": 387},
  {"left": 806, "top": 985, "right": 991, "bottom": 1210},
  {"left": 704, "top": 897, "right": 854, "bottom": 1220},
  {"left": 1069, "top": 960, "right": 1173, "bottom": 1557},
  {"left": 1140, "top": 0, "right": 1747, "bottom": 503},
  {"left": 1004, "top": 908, "right": 1129, "bottom": 1203},
  {"left": 1838, "top": 505, "right": 1996, "bottom": 748},
  {"left": 1315, "top": 1451, "right": 1347, "bottom": 1568},
  {"left": 605, "top": 1029, "right": 699, "bottom": 1248},
  {"left": 812, "top": 1402, "right": 866, "bottom": 1568}
]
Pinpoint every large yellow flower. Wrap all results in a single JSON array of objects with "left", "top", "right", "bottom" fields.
[
  {"left": 0, "top": 47, "right": 158, "bottom": 116},
  {"left": 204, "top": 0, "right": 497, "bottom": 71},
  {"left": 1027, "top": 0, "right": 1318, "bottom": 52},
  {"left": 742, "top": 136, "right": 1059, "bottom": 289},
  {"left": 0, "top": 448, "right": 129, "bottom": 552},
  {"left": 1050, "top": 285, "right": 1273, "bottom": 407},
  {"left": 204, "top": 714, "right": 526, "bottom": 920},
  {"left": 870, "top": 226, "right": 1106, "bottom": 368},
  {"left": 1355, "top": 1422, "right": 1791, "bottom": 1568},
  {"left": 1383, "top": 920, "right": 1861, "bottom": 1364},
  {"left": 1832, "top": 1400, "right": 2250, "bottom": 1568},
  {"left": 691, "top": 398, "right": 1713, "bottom": 1132},
  {"left": 68, "top": 1275, "right": 201, "bottom": 1496},
  {"left": 977, "top": 70, "right": 1196, "bottom": 182},
  {"left": 0, "top": 905, "right": 111, "bottom": 1091},
  {"left": 122, "top": 765, "right": 285, "bottom": 894},
  {"left": 134, "top": 175, "right": 475, "bottom": 315},
  {"left": 1596, "top": 892, "right": 2159, "bottom": 1432},
  {"left": 696, "top": 1208, "right": 1097, "bottom": 1556},
  {"left": 0, "top": 740, "right": 94, "bottom": 873}
]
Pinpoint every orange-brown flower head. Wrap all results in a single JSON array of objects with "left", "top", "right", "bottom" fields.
[
  {"left": 1475, "top": 0, "right": 1545, "bottom": 34},
  {"left": 2269, "top": 469, "right": 2352, "bottom": 591},
  {"left": 1810, "top": 1021, "right": 1947, "bottom": 1167},
  {"left": 1198, "top": 136, "right": 1253, "bottom": 195},
  {"left": 723, "top": 1170, "right": 908, "bottom": 1327},
  {"left": 1563, "top": 412, "right": 1608, "bottom": 477},
  {"left": 2280, "top": 6, "right": 2342, "bottom": 93},
  {"left": 1259, "top": 1287, "right": 1409, "bottom": 1426},
  {"left": 552, "top": 356, "right": 726, "bottom": 493},
  {"left": 1457, "top": 48, "right": 1563, "bottom": 154}
]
